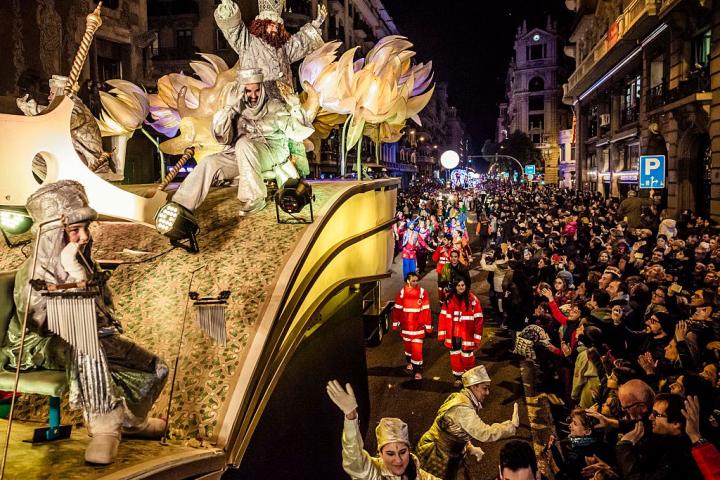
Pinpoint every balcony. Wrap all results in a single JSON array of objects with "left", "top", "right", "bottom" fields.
[
  {"left": 647, "top": 70, "right": 711, "bottom": 114},
  {"left": 416, "top": 155, "right": 435, "bottom": 165},
  {"left": 565, "top": 0, "right": 661, "bottom": 98},
  {"left": 621, "top": 106, "right": 639, "bottom": 125}
]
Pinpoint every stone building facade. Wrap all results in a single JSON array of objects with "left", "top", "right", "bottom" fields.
[
  {"left": 564, "top": 0, "right": 718, "bottom": 220},
  {"left": 497, "top": 18, "right": 572, "bottom": 184},
  {"left": 0, "top": 0, "right": 152, "bottom": 112}
]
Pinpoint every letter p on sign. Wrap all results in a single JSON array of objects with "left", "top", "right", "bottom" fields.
[{"left": 639, "top": 155, "right": 665, "bottom": 189}]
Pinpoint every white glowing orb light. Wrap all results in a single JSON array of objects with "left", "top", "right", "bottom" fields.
[{"left": 440, "top": 150, "right": 460, "bottom": 170}]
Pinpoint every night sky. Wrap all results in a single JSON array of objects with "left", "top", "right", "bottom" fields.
[{"left": 383, "top": 0, "right": 573, "bottom": 152}]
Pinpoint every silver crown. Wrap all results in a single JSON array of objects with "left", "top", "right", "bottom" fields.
[{"left": 257, "top": 0, "right": 285, "bottom": 24}]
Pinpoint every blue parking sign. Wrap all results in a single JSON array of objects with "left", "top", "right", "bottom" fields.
[
  {"left": 525, "top": 165, "right": 536, "bottom": 175},
  {"left": 639, "top": 155, "right": 665, "bottom": 189}
]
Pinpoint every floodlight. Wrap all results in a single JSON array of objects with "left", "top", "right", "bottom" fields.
[
  {"left": 155, "top": 202, "right": 200, "bottom": 253},
  {"left": 0, "top": 210, "right": 32, "bottom": 235},
  {"left": 275, "top": 179, "right": 315, "bottom": 224},
  {"left": 440, "top": 150, "right": 460, "bottom": 169}
]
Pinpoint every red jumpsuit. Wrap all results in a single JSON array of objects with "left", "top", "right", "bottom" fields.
[
  {"left": 438, "top": 292, "right": 484, "bottom": 377},
  {"left": 392, "top": 285, "right": 432, "bottom": 371}
]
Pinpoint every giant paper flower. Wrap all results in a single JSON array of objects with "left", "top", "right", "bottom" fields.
[
  {"left": 146, "top": 54, "right": 238, "bottom": 158},
  {"left": 97, "top": 79, "right": 150, "bottom": 137},
  {"left": 299, "top": 35, "right": 435, "bottom": 151}
]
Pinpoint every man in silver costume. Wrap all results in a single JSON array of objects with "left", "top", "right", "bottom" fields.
[
  {"left": 215, "top": 0, "right": 327, "bottom": 176},
  {"left": 171, "top": 68, "right": 316, "bottom": 216},
  {"left": 2, "top": 180, "right": 168, "bottom": 465}
]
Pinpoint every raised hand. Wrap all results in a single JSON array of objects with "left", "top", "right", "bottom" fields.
[
  {"left": 465, "top": 444, "right": 484, "bottom": 462},
  {"left": 312, "top": 4, "right": 327, "bottom": 28},
  {"left": 637, "top": 352, "right": 657, "bottom": 375},
  {"left": 326, "top": 380, "right": 358, "bottom": 417},
  {"left": 620, "top": 421, "right": 644, "bottom": 445},
  {"left": 675, "top": 320, "right": 688, "bottom": 342},
  {"left": 682, "top": 395, "right": 702, "bottom": 443},
  {"left": 511, "top": 402, "right": 520, "bottom": 428}
]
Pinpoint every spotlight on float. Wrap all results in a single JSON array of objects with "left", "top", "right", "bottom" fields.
[
  {"left": 0, "top": 208, "right": 33, "bottom": 247},
  {"left": 275, "top": 178, "right": 315, "bottom": 224},
  {"left": 154, "top": 202, "right": 200, "bottom": 253},
  {"left": 440, "top": 150, "right": 460, "bottom": 170}
]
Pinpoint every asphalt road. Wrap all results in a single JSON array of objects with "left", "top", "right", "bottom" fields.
[{"left": 364, "top": 232, "right": 532, "bottom": 479}]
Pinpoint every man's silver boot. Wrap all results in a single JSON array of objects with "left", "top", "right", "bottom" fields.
[{"left": 85, "top": 406, "right": 124, "bottom": 465}]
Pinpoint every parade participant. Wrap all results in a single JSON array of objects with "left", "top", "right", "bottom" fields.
[
  {"left": 451, "top": 229, "right": 471, "bottom": 267},
  {"left": 215, "top": 0, "right": 327, "bottom": 174},
  {"left": 326, "top": 380, "right": 440, "bottom": 479},
  {"left": 170, "top": 68, "right": 314, "bottom": 216},
  {"left": 438, "top": 280, "right": 484, "bottom": 387},
  {"left": 438, "top": 250, "right": 472, "bottom": 303},
  {"left": 416, "top": 365, "right": 520, "bottom": 479},
  {"left": 417, "top": 218, "right": 434, "bottom": 273},
  {"left": 216, "top": 0, "right": 325, "bottom": 92},
  {"left": 3, "top": 180, "right": 168, "bottom": 464},
  {"left": 402, "top": 221, "right": 431, "bottom": 279},
  {"left": 392, "top": 272, "right": 432, "bottom": 380},
  {"left": 433, "top": 234, "right": 453, "bottom": 275},
  {"left": 16, "top": 75, "right": 112, "bottom": 180}
]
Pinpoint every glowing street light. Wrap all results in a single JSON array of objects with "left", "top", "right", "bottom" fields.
[{"left": 440, "top": 150, "right": 460, "bottom": 170}]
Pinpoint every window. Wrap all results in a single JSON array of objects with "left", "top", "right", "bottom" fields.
[
  {"left": 693, "top": 29, "right": 711, "bottom": 68},
  {"left": 216, "top": 28, "right": 229, "bottom": 51},
  {"left": 528, "top": 76, "right": 545, "bottom": 92},
  {"left": 176, "top": 29, "right": 193, "bottom": 51},
  {"left": 529, "top": 113, "right": 544, "bottom": 130},
  {"left": 621, "top": 75, "right": 641, "bottom": 124},
  {"left": 571, "top": 145, "right": 576, "bottom": 161},
  {"left": 527, "top": 43, "right": 545, "bottom": 60},
  {"left": 624, "top": 144, "right": 640, "bottom": 171},
  {"left": 588, "top": 105, "right": 598, "bottom": 138},
  {"left": 531, "top": 133, "right": 542, "bottom": 144},
  {"left": 528, "top": 95, "right": 544, "bottom": 111}
]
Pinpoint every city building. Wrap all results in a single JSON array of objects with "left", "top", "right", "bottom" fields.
[
  {"left": 563, "top": 0, "right": 717, "bottom": 220},
  {"left": 0, "top": 0, "right": 153, "bottom": 112},
  {"left": 558, "top": 127, "right": 576, "bottom": 187},
  {"left": 399, "top": 82, "right": 466, "bottom": 180},
  {"left": 496, "top": 17, "right": 572, "bottom": 183}
]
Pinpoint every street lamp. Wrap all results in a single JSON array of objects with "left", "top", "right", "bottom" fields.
[{"left": 440, "top": 150, "right": 460, "bottom": 170}]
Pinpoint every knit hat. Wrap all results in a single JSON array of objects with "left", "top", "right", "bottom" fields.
[
  {"left": 462, "top": 365, "right": 491, "bottom": 388},
  {"left": 375, "top": 418, "right": 409, "bottom": 450},
  {"left": 556, "top": 270, "right": 574, "bottom": 287},
  {"left": 654, "top": 311, "right": 674, "bottom": 334}
]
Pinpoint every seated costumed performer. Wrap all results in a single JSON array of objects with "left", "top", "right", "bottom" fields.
[
  {"left": 170, "top": 68, "right": 315, "bottom": 217},
  {"left": 2, "top": 180, "right": 168, "bottom": 465}
]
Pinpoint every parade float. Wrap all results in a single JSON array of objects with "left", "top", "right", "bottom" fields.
[{"left": 0, "top": 2, "right": 433, "bottom": 478}]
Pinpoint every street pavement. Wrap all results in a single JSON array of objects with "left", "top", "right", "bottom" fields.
[{"left": 364, "top": 232, "right": 532, "bottom": 479}]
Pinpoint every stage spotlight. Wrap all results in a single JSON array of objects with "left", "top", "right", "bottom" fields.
[
  {"left": 275, "top": 178, "right": 315, "bottom": 224},
  {"left": 0, "top": 210, "right": 33, "bottom": 235},
  {"left": 155, "top": 202, "right": 200, "bottom": 253}
]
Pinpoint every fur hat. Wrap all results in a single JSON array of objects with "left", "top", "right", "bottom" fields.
[{"left": 25, "top": 180, "right": 97, "bottom": 231}]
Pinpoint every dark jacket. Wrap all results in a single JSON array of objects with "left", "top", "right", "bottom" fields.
[{"left": 616, "top": 434, "right": 703, "bottom": 480}]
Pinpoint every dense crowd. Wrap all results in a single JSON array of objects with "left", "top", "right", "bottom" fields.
[
  {"left": 332, "top": 179, "right": 720, "bottom": 480},
  {"left": 472, "top": 181, "right": 720, "bottom": 479}
]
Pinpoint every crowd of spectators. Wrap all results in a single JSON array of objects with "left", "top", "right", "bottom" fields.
[{"left": 471, "top": 181, "right": 720, "bottom": 479}]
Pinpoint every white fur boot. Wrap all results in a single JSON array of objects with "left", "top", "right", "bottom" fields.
[{"left": 85, "top": 406, "right": 124, "bottom": 465}]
